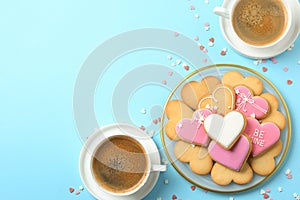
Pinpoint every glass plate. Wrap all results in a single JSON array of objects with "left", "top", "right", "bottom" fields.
[{"left": 160, "top": 64, "right": 291, "bottom": 193}]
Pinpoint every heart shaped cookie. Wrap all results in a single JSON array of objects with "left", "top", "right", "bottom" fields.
[
  {"left": 260, "top": 93, "right": 286, "bottom": 130},
  {"left": 208, "top": 135, "right": 252, "bottom": 171},
  {"left": 165, "top": 100, "right": 194, "bottom": 140},
  {"left": 174, "top": 141, "right": 213, "bottom": 175},
  {"left": 181, "top": 76, "right": 220, "bottom": 110},
  {"left": 211, "top": 163, "right": 253, "bottom": 186},
  {"left": 198, "top": 85, "right": 235, "bottom": 115},
  {"left": 204, "top": 111, "right": 246, "bottom": 149},
  {"left": 235, "top": 85, "right": 269, "bottom": 119},
  {"left": 222, "top": 71, "right": 263, "bottom": 95},
  {"left": 176, "top": 109, "right": 212, "bottom": 146},
  {"left": 244, "top": 117, "right": 280, "bottom": 157},
  {"left": 250, "top": 140, "right": 282, "bottom": 176}
]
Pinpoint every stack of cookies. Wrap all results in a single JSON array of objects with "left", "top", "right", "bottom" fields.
[{"left": 165, "top": 70, "right": 286, "bottom": 186}]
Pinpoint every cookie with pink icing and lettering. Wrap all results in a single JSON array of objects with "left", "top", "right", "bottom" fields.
[
  {"left": 234, "top": 85, "right": 269, "bottom": 119},
  {"left": 244, "top": 117, "right": 280, "bottom": 157},
  {"left": 176, "top": 109, "right": 212, "bottom": 146},
  {"left": 204, "top": 111, "right": 246, "bottom": 149},
  {"left": 208, "top": 134, "right": 252, "bottom": 171}
]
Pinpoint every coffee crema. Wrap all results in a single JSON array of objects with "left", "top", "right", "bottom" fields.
[
  {"left": 232, "top": 0, "right": 288, "bottom": 46},
  {"left": 91, "top": 135, "right": 148, "bottom": 194}
]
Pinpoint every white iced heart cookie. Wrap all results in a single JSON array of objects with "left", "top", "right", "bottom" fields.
[{"left": 204, "top": 111, "right": 246, "bottom": 149}]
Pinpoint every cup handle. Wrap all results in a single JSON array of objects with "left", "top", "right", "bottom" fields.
[
  {"left": 213, "top": 7, "right": 230, "bottom": 19},
  {"left": 151, "top": 164, "right": 167, "bottom": 172}
]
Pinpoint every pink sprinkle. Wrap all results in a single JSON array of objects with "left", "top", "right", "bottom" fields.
[
  {"left": 174, "top": 32, "right": 179, "bottom": 37},
  {"left": 269, "top": 198, "right": 273, "bottom": 200},
  {"left": 202, "top": 189, "right": 208, "bottom": 193},
  {"left": 140, "top": 125, "right": 145, "bottom": 131},
  {"left": 162, "top": 80, "right": 167, "bottom": 85},
  {"left": 204, "top": 22, "right": 210, "bottom": 26},
  {"left": 194, "top": 36, "right": 199, "bottom": 41},
  {"left": 203, "top": 48, "right": 208, "bottom": 53},
  {"left": 283, "top": 66, "right": 289, "bottom": 72},
  {"left": 75, "top": 190, "right": 80, "bottom": 195},
  {"left": 190, "top": 5, "right": 195, "bottom": 10},
  {"left": 287, "top": 174, "right": 293, "bottom": 179},
  {"left": 168, "top": 71, "right": 173, "bottom": 76},
  {"left": 287, "top": 80, "right": 293, "bottom": 85},
  {"left": 158, "top": 117, "right": 161, "bottom": 122},
  {"left": 270, "top": 57, "right": 278, "bottom": 64},
  {"left": 153, "top": 119, "right": 158, "bottom": 124},
  {"left": 203, "top": 58, "right": 207, "bottom": 63},
  {"left": 266, "top": 188, "right": 271, "bottom": 193},
  {"left": 262, "top": 59, "right": 267, "bottom": 63}
]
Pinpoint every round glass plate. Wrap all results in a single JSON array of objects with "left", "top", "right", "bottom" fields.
[{"left": 160, "top": 64, "right": 291, "bottom": 193}]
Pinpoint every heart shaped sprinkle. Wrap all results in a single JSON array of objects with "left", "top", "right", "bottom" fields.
[{"left": 69, "top": 187, "right": 75, "bottom": 193}]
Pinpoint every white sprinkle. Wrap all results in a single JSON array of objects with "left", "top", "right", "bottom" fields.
[
  {"left": 197, "top": 43, "right": 202, "bottom": 46},
  {"left": 191, "top": 144, "right": 196, "bottom": 148},
  {"left": 296, "top": 196, "right": 300, "bottom": 200},
  {"left": 253, "top": 60, "right": 259, "bottom": 65},
  {"left": 205, "top": 0, "right": 209, "bottom": 4},
  {"left": 176, "top": 59, "right": 182, "bottom": 65},
  {"left": 164, "top": 179, "right": 169, "bottom": 185},
  {"left": 208, "top": 41, "right": 214, "bottom": 47},
  {"left": 285, "top": 169, "right": 291, "bottom": 175},
  {"left": 156, "top": 198, "right": 162, "bottom": 200},
  {"left": 162, "top": 158, "right": 169, "bottom": 165},
  {"left": 79, "top": 185, "right": 84, "bottom": 191},
  {"left": 260, "top": 189, "right": 266, "bottom": 194},
  {"left": 167, "top": 55, "right": 173, "bottom": 60},
  {"left": 293, "top": 193, "right": 298, "bottom": 198},
  {"left": 171, "top": 62, "right": 176, "bottom": 67},
  {"left": 297, "top": 60, "right": 300, "bottom": 65},
  {"left": 140, "top": 108, "right": 146, "bottom": 114},
  {"left": 148, "top": 130, "right": 155, "bottom": 137},
  {"left": 222, "top": 48, "right": 227, "bottom": 52},
  {"left": 213, "top": 106, "right": 218, "bottom": 111},
  {"left": 229, "top": 197, "right": 234, "bottom": 200},
  {"left": 278, "top": 187, "right": 282, "bottom": 192},
  {"left": 204, "top": 26, "right": 210, "bottom": 31},
  {"left": 194, "top": 13, "right": 200, "bottom": 18},
  {"left": 291, "top": 44, "right": 295, "bottom": 48},
  {"left": 182, "top": 62, "right": 188, "bottom": 67},
  {"left": 250, "top": 113, "right": 256, "bottom": 118}
]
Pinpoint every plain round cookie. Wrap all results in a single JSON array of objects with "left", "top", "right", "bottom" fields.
[
  {"left": 174, "top": 141, "right": 213, "bottom": 175},
  {"left": 211, "top": 162, "right": 253, "bottom": 186}
]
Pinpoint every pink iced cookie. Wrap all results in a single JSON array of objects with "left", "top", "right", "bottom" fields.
[
  {"left": 235, "top": 85, "right": 269, "bottom": 119},
  {"left": 176, "top": 109, "right": 212, "bottom": 146},
  {"left": 208, "top": 135, "right": 251, "bottom": 171},
  {"left": 244, "top": 117, "right": 280, "bottom": 157}
]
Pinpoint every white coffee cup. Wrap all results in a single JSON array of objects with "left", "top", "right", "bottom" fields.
[
  {"left": 213, "top": 0, "right": 300, "bottom": 58},
  {"left": 79, "top": 123, "right": 166, "bottom": 198}
]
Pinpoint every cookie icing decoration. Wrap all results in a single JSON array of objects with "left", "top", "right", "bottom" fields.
[
  {"left": 176, "top": 109, "right": 212, "bottom": 146},
  {"left": 208, "top": 135, "right": 252, "bottom": 171},
  {"left": 235, "top": 85, "right": 269, "bottom": 119},
  {"left": 198, "top": 85, "right": 235, "bottom": 115},
  {"left": 244, "top": 117, "right": 280, "bottom": 157},
  {"left": 204, "top": 111, "right": 246, "bottom": 149}
]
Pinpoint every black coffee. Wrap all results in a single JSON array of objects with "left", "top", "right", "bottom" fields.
[
  {"left": 232, "top": 0, "right": 288, "bottom": 46},
  {"left": 91, "top": 136, "right": 148, "bottom": 194}
]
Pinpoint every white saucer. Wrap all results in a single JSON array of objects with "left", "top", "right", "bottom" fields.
[
  {"left": 79, "top": 124, "right": 161, "bottom": 200},
  {"left": 218, "top": 0, "right": 300, "bottom": 59}
]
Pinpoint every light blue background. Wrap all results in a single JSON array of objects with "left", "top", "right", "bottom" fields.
[{"left": 1, "top": 0, "right": 300, "bottom": 199}]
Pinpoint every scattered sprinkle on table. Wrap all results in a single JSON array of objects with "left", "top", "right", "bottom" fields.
[
  {"left": 194, "top": 13, "right": 200, "bottom": 18},
  {"left": 287, "top": 80, "right": 293, "bottom": 85},
  {"left": 79, "top": 185, "right": 84, "bottom": 191},
  {"left": 283, "top": 66, "right": 289, "bottom": 72},
  {"left": 69, "top": 187, "right": 75, "bottom": 193},
  {"left": 278, "top": 187, "right": 283, "bottom": 192},
  {"left": 140, "top": 108, "right": 146, "bottom": 114},
  {"left": 176, "top": 59, "right": 182, "bottom": 65},
  {"left": 167, "top": 55, "right": 173, "bottom": 60},
  {"left": 191, "top": 185, "right": 196, "bottom": 191},
  {"left": 162, "top": 80, "right": 167, "bottom": 85},
  {"left": 190, "top": 5, "right": 195, "bottom": 10},
  {"left": 174, "top": 32, "right": 179, "bottom": 37},
  {"left": 164, "top": 179, "right": 169, "bottom": 185},
  {"left": 262, "top": 67, "right": 268, "bottom": 72},
  {"left": 168, "top": 71, "right": 173, "bottom": 76},
  {"left": 140, "top": 125, "right": 145, "bottom": 131}
]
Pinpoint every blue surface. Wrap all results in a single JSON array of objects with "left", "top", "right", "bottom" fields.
[{"left": 1, "top": 0, "right": 300, "bottom": 199}]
